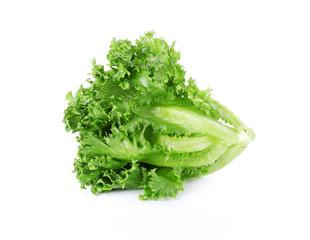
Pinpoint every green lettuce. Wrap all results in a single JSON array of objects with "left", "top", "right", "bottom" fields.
[{"left": 64, "top": 32, "right": 254, "bottom": 200}]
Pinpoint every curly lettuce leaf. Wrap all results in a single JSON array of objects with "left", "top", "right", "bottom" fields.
[{"left": 64, "top": 32, "right": 254, "bottom": 200}]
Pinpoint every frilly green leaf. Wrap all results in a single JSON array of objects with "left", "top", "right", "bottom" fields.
[{"left": 64, "top": 32, "right": 254, "bottom": 200}]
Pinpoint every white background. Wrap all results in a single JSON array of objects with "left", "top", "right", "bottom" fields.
[{"left": 1, "top": 1, "right": 309, "bottom": 239}]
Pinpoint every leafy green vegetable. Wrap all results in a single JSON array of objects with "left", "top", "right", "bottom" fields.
[{"left": 64, "top": 31, "right": 254, "bottom": 200}]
